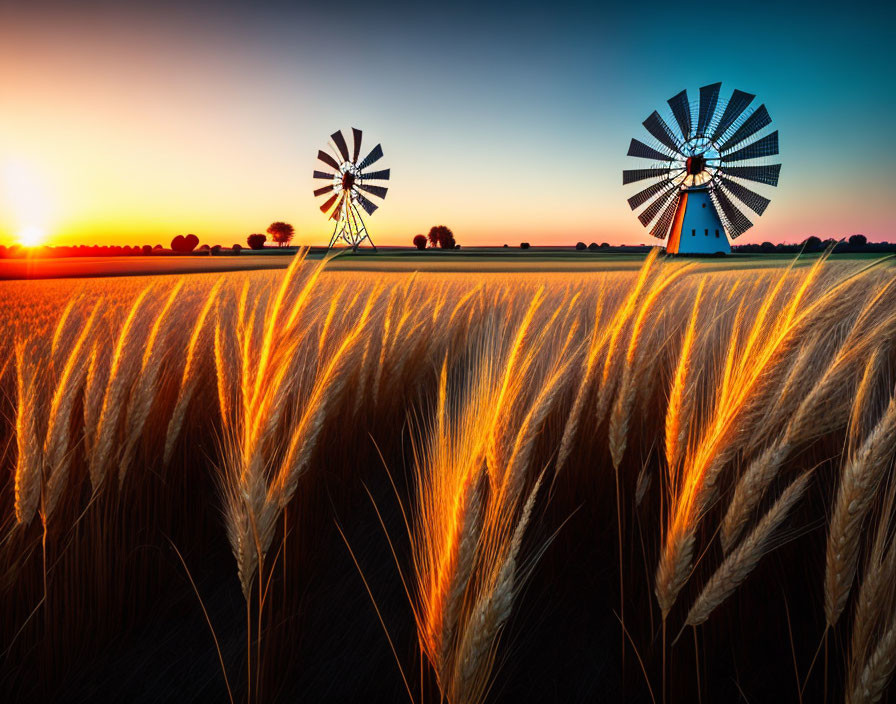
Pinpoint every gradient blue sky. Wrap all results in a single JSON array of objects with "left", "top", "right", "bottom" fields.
[{"left": 0, "top": 0, "right": 893, "bottom": 246}]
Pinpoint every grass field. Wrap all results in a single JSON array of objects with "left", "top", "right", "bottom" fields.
[{"left": 2, "top": 250, "right": 895, "bottom": 702}]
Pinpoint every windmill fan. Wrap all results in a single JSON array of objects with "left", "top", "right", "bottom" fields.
[
  {"left": 313, "top": 128, "right": 389, "bottom": 250},
  {"left": 623, "top": 83, "right": 781, "bottom": 254}
]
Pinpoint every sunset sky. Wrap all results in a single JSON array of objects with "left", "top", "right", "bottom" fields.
[{"left": 0, "top": 0, "right": 893, "bottom": 248}]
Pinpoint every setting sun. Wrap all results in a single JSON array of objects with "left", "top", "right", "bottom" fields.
[{"left": 17, "top": 226, "right": 45, "bottom": 247}]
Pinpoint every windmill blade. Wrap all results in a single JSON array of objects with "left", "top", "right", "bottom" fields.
[
  {"left": 330, "top": 195, "right": 344, "bottom": 220},
  {"left": 355, "top": 192, "right": 379, "bottom": 215},
  {"left": 667, "top": 89, "right": 691, "bottom": 141},
  {"left": 359, "top": 144, "right": 384, "bottom": 170},
  {"left": 628, "top": 179, "right": 673, "bottom": 210},
  {"left": 711, "top": 89, "right": 755, "bottom": 141},
  {"left": 623, "top": 167, "right": 671, "bottom": 185},
  {"left": 719, "top": 105, "right": 771, "bottom": 151},
  {"left": 313, "top": 185, "right": 336, "bottom": 197},
  {"left": 317, "top": 150, "right": 341, "bottom": 171},
  {"left": 638, "top": 187, "right": 678, "bottom": 227},
  {"left": 319, "top": 192, "right": 340, "bottom": 214},
  {"left": 362, "top": 168, "right": 390, "bottom": 181},
  {"left": 720, "top": 176, "right": 771, "bottom": 215},
  {"left": 650, "top": 194, "right": 680, "bottom": 239},
  {"left": 722, "top": 131, "right": 778, "bottom": 162},
  {"left": 723, "top": 164, "right": 781, "bottom": 187},
  {"left": 713, "top": 187, "right": 753, "bottom": 238},
  {"left": 696, "top": 82, "right": 722, "bottom": 136},
  {"left": 352, "top": 127, "right": 363, "bottom": 162},
  {"left": 313, "top": 170, "right": 336, "bottom": 180},
  {"left": 357, "top": 183, "right": 388, "bottom": 199},
  {"left": 627, "top": 138, "right": 672, "bottom": 162},
  {"left": 331, "top": 131, "right": 350, "bottom": 162},
  {"left": 643, "top": 111, "right": 682, "bottom": 154}
]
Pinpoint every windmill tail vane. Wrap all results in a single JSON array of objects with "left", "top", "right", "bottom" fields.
[
  {"left": 312, "top": 128, "right": 389, "bottom": 251},
  {"left": 623, "top": 82, "right": 781, "bottom": 255}
]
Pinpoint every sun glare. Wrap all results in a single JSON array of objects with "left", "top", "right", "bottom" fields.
[{"left": 18, "top": 225, "right": 45, "bottom": 247}]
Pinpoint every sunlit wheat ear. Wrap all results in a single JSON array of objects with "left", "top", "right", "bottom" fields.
[
  {"left": 164, "top": 279, "right": 223, "bottom": 465},
  {"left": 486, "top": 287, "right": 545, "bottom": 477},
  {"left": 848, "top": 345, "right": 884, "bottom": 448},
  {"left": 450, "top": 475, "right": 544, "bottom": 704},
  {"left": 609, "top": 263, "right": 695, "bottom": 469},
  {"left": 685, "top": 471, "right": 811, "bottom": 627},
  {"left": 850, "top": 482, "right": 896, "bottom": 676},
  {"left": 120, "top": 281, "right": 183, "bottom": 485},
  {"left": 825, "top": 391, "right": 896, "bottom": 627},
  {"left": 556, "top": 290, "right": 607, "bottom": 473},
  {"left": 665, "top": 281, "right": 704, "bottom": 471},
  {"left": 595, "top": 249, "right": 659, "bottom": 424},
  {"left": 43, "top": 301, "right": 103, "bottom": 520},
  {"left": 721, "top": 338, "right": 864, "bottom": 551},
  {"left": 14, "top": 340, "right": 42, "bottom": 526},
  {"left": 89, "top": 285, "right": 153, "bottom": 490},
  {"left": 848, "top": 621, "right": 896, "bottom": 704},
  {"left": 655, "top": 519, "right": 696, "bottom": 619}
]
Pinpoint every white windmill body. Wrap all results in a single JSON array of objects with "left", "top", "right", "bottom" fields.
[{"left": 623, "top": 83, "right": 781, "bottom": 255}]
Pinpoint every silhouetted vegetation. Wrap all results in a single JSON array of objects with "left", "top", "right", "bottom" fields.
[
  {"left": 413, "top": 234, "right": 427, "bottom": 250},
  {"left": 267, "top": 222, "right": 295, "bottom": 247},
  {"left": 171, "top": 234, "right": 200, "bottom": 253},
  {"left": 247, "top": 233, "right": 266, "bottom": 250},
  {"left": 520, "top": 242, "right": 530, "bottom": 249},
  {"left": 427, "top": 225, "right": 456, "bottom": 249},
  {"left": 576, "top": 242, "right": 586, "bottom": 250}
]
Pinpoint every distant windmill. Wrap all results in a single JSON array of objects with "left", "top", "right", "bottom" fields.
[
  {"left": 312, "top": 128, "right": 389, "bottom": 251},
  {"left": 624, "top": 83, "right": 780, "bottom": 254}
]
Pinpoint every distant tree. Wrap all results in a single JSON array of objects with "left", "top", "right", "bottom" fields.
[
  {"left": 801, "top": 235, "right": 822, "bottom": 251},
  {"left": 171, "top": 234, "right": 199, "bottom": 253},
  {"left": 575, "top": 242, "right": 586, "bottom": 250},
  {"left": 588, "top": 243, "right": 599, "bottom": 251},
  {"left": 142, "top": 244, "right": 152, "bottom": 255},
  {"left": 247, "top": 233, "right": 266, "bottom": 250},
  {"left": 267, "top": 222, "right": 295, "bottom": 247},
  {"left": 232, "top": 244, "right": 243, "bottom": 253},
  {"left": 413, "top": 234, "right": 427, "bottom": 250},
  {"left": 503, "top": 244, "right": 509, "bottom": 248},
  {"left": 211, "top": 244, "right": 222, "bottom": 255},
  {"left": 761, "top": 241, "right": 775, "bottom": 253},
  {"left": 428, "top": 225, "right": 455, "bottom": 249},
  {"left": 600, "top": 242, "right": 610, "bottom": 249},
  {"left": 198, "top": 244, "right": 210, "bottom": 254},
  {"left": 849, "top": 234, "right": 867, "bottom": 247},
  {"left": 520, "top": 242, "right": 530, "bottom": 250},
  {"left": 0, "top": 245, "right": 7, "bottom": 258},
  {"left": 455, "top": 244, "right": 461, "bottom": 250}
]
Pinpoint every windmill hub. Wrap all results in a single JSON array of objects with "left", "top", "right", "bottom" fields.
[
  {"left": 342, "top": 171, "right": 356, "bottom": 189},
  {"left": 623, "top": 82, "right": 781, "bottom": 255},
  {"left": 685, "top": 155, "right": 706, "bottom": 175}
]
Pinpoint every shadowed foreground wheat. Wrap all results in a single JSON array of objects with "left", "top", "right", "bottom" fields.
[{"left": 2, "top": 251, "right": 896, "bottom": 702}]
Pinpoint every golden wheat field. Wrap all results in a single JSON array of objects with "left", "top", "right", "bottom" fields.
[{"left": 2, "top": 250, "right": 896, "bottom": 703}]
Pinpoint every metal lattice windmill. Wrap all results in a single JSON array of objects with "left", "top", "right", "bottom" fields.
[
  {"left": 313, "top": 128, "right": 389, "bottom": 250},
  {"left": 623, "top": 83, "right": 781, "bottom": 254}
]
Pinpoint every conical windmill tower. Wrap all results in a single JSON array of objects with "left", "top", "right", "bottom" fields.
[{"left": 624, "top": 83, "right": 781, "bottom": 254}]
